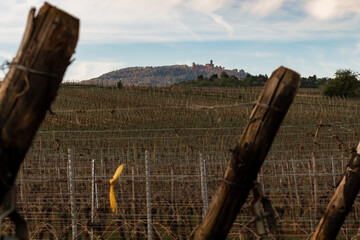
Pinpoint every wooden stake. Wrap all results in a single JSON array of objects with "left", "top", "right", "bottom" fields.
[
  {"left": 308, "top": 158, "right": 314, "bottom": 232},
  {"left": 131, "top": 165, "right": 136, "bottom": 237},
  {"left": 194, "top": 66, "right": 300, "bottom": 240},
  {"left": 291, "top": 158, "right": 300, "bottom": 207},
  {"left": 331, "top": 156, "right": 336, "bottom": 189},
  {"left": 91, "top": 159, "right": 96, "bottom": 240},
  {"left": 0, "top": 2, "right": 79, "bottom": 202},
  {"left": 199, "top": 153, "right": 209, "bottom": 218},
  {"left": 68, "top": 149, "right": 78, "bottom": 239},
  {"left": 312, "top": 153, "right": 318, "bottom": 220},
  {"left": 145, "top": 150, "right": 153, "bottom": 240},
  {"left": 312, "top": 142, "right": 360, "bottom": 240}
]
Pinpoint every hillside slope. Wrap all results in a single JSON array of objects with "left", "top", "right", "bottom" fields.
[{"left": 81, "top": 63, "right": 247, "bottom": 86}]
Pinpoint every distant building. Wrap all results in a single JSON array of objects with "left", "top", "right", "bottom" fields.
[
  {"left": 192, "top": 60, "right": 219, "bottom": 70},
  {"left": 205, "top": 60, "right": 214, "bottom": 68}
]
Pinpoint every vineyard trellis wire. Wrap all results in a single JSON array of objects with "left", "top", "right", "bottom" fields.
[
  {"left": 1, "top": 86, "right": 360, "bottom": 239},
  {"left": 11, "top": 144, "right": 360, "bottom": 239}
]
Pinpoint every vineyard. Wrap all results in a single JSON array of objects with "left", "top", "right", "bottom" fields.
[{"left": 2, "top": 85, "right": 360, "bottom": 239}]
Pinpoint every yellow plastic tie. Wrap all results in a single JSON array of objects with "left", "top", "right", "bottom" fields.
[{"left": 109, "top": 164, "right": 125, "bottom": 212}]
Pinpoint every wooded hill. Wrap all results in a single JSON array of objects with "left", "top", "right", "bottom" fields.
[{"left": 81, "top": 64, "right": 248, "bottom": 86}]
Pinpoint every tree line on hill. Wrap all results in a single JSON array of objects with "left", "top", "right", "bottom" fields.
[
  {"left": 82, "top": 64, "right": 359, "bottom": 98},
  {"left": 174, "top": 71, "right": 330, "bottom": 88}
]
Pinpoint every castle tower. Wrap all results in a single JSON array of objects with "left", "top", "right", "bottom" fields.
[{"left": 205, "top": 60, "right": 214, "bottom": 68}]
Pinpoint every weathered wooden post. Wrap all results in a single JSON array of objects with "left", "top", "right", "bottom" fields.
[
  {"left": 312, "top": 142, "right": 360, "bottom": 240},
  {"left": 0, "top": 3, "right": 79, "bottom": 239},
  {"left": 194, "top": 66, "right": 300, "bottom": 240},
  {"left": 0, "top": 1, "right": 79, "bottom": 203}
]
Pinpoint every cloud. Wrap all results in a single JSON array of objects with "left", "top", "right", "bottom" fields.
[
  {"left": 241, "top": 0, "right": 285, "bottom": 17},
  {"left": 209, "top": 13, "right": 234, "bottom": 35},
  {"left": 305, "top": 0, "right": 360, "bottom": 20},
  {"left": 0, "top": 50, "right": 14, "bottom": 60},
  {"left": 65, "top": 0, "right": 236, "bottom": 40},
  {"left": 1, "top": 0, "right": 358, "bottom": 81},
  {"left": 305, "top": 0, "right": 338, "bottom": 20},
  {"left": 64, "top": 60, "right": 125, "bottom": 81},
  {"left": 182, "top": 0, "right": 235, "bottom": 36},
  {"left": 185, "top": 0, "right": 233, "bottom": 14},
  {"left": 0, "top": 0, "right": 359, "bottom": 44}
]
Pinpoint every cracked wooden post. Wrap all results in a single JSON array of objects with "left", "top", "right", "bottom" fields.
[
  {"left": 194, "top": 66, "right": 300, "bottom": 240},
  {"left": 0, "top": 1, "right": 79, "bottom": 212},
  {"left": 312, "top": 142, "right": 360, "bottom": 240}
]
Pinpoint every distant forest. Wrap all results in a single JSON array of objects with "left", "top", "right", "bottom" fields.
[{"left": 174, "top": 71, "right": 330, "bottom": 88}]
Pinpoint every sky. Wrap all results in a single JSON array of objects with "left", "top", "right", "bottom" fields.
[{"left": 0, "top": 0, "right": 359, "bottom": 81}]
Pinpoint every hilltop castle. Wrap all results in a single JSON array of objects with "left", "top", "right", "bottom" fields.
[
  {"left": 192, "top": 60, "right": 220, "bottom": 69},
  {"left": 205, "top": 60, "right": 214, "bottom": 68},
  {"left": 189, "top": 60, "right": 247, "bottom": 79}
]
